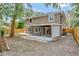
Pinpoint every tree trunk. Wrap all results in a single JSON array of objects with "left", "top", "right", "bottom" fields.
[{"left": 10, "top": 16, "right": 16, "bottom": 37}]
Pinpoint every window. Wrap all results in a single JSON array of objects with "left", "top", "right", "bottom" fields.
[
  {"left": 29, "top": 27, "right": 32, "bottom": 32},
  {"left": 39, "top": 27, "right": 40, "bottom": 31},
  {"left": 36, "top": 27, "right": 38, "bottom": 32},
  {"left": 30, "top": 19, "right": 32, "bottom": 23},
  {"left": 35, "top": 27, "right": 41, "bottom": 32},
  {"left": 48, "top": 14, "right": 54, "bottom": 22}
]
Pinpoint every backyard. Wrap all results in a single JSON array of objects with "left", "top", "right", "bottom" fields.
[
  {"left": 0, "top": 34, "right": 79, "bottom": 56},
  {"left": 0, "top": 3, "right": 79, "bottom": 56}
]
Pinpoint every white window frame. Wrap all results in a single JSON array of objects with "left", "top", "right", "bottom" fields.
[
  {"left": 29, "top": 27, "right": 32, "bottom": 32},
  {"left": 48, "top": 14, "right": 55, "bottom": 22},
  {"left": 35, "top": 27, "right": 41, "bottom": 32}
]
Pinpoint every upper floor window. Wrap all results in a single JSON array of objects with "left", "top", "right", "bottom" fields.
[
  {"left": 30, "top": 19, "right": 32, "bottom": 23},
  {"left": 48, "top": 14, "right": 54, "bottom": 22}
]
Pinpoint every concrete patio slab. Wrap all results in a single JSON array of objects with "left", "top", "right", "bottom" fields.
[{"left": 18, "top": 33, "right": 54, "bottom": 42}]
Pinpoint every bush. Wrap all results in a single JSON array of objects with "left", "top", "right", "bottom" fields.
[
  {"left": 0, "top": 29, "right": 5, "bottom": 38},
  {"left": 71, "top": 18, "right": 79, "bottom": 27},
  {"left": 17, "top": 21, "right": 25, "bottom": 29}
]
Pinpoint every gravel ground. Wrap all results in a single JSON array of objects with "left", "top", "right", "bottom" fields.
[{"left": 0, "top": 35, "right": 79, "bottom": 56}]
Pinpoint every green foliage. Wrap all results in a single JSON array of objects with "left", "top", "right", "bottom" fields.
[
  {"left": 0, "top": 28, "right": 5, "bottom": 37},
  {"left": 1, "top": 3, "right": 25, "bottom": 19},
  {"left": 13, "top": 4, "right": 25, "bottom": 18},
  {"left": 0, "top": 4, "right": 11, "bottom": 30},
  {"left": 26, "top": 9, "right": 33, "bottom": 18},
  {"left": 70, "top": 18, "right": 79, "bottom": 27},
  {"left": 17, "top": 21, "right": 25, "bottom": 29},
  {"left": 0, "top": 3, "right": 26, "bottom": 20},
  {"left": 0, "top": 4, "right": 10, "bottom": 18},
  {"left": 70, "top": 4, "right": 79, "bottom": 27},
  {"left": 71, "top": 4, "right": 79, "bottom": 18},
  {"left": 44, "top": 3, "right": 63, "bottom": 11},
  {"left": 0, "top": 3, "right": 33, "bottom": 37},
  {"left": 64, "top": 19, "right": 73, "bottom": 27},
  {"left": 45, "top": 3, "right": 59, "bottom": 9}
]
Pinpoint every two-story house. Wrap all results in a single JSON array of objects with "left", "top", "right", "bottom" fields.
[{"left": 25, "top": 11, "right": 66, "bottom": 41}]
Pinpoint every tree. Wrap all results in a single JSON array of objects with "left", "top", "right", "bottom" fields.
[
  {"left": 44, "top": 3, "right": 64, "bottom": 25},
  {"left": 17, "top": 20, "right": 25, "bottom": 29},
  {"left": 9, "top": 4, "right": 25, "bottom": 37},
  {"left": 44, "top": 3, "right": 62, "bottom": 11},
  {"left": 26, "top": 9, "right": 33, "bottom": 18},
  {"left": 25, "top": 3, "right": 33, "bottom": 18},
  {"left": 70, "top": 4, "right": 79, "bottom": 27},
  {"left": 10, "top": 3, "right": 33, "bottom": 37},
  {"left": 0, "top": 4, "right": 11, "bottom": 30},
  {"left": 63, "top": 4, "right": 79, "bottom": 27},
  {"left": 0, "top": 3, "right": 32, "bottom": 37}
]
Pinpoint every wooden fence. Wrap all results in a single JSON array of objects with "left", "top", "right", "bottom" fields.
[{"left": 5, "top": 28, "right": 27, "bottom": 34}]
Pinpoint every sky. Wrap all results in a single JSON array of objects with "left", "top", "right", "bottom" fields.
[
  {"left": 27, "top": 3, "right": 72, "bottom": 13},
  {"left": 7, "top": 3, "right": 72, "bottom": 23}
]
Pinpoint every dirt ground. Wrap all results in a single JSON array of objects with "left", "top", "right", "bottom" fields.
[{"left": 0, "top": 35, "right": 79, "bottom": 56}]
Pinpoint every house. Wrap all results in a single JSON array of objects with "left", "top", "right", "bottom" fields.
[{"left": 25, "top": 11, "right": 66, "bottom": 41}]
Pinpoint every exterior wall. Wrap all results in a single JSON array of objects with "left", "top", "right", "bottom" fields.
[
  {"left": 28, "top": 26, "right": 43, "bottom": 35},
  {"left": 26, "top": 13, "right": 62, "bottom": 26},
  {"left": 54, "top": 13, "right": 61, "bottom": 23},
  {"left": 28, "top": 26, "right": 51, "bottom": 37},
  {"left": 51, "top": 25, "right": 61, "bottom": 38},
  {"left": 60, "top": 14, "right": 66, "bottom": 35},
  {"left": 26, "top": 12, "right": 66, "bottom": 37}
]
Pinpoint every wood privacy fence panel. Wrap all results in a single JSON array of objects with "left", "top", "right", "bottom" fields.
[{"left": 5, "top": 28, "right": 27, "bottom": 34}]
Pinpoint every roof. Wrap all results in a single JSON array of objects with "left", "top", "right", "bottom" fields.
[{"left": 25, "top": 11, "right": 64, "bottom": 20}]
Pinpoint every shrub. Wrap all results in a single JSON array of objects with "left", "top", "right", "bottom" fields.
[
  {"left": 17, "top": 21, "right": 25, "bottom": 29},
  {"left": 0, "top": 28, "right": 5, "bottom": 38},
  {"left": 71, "top": 18, "right": 79, "bottom": 27}
]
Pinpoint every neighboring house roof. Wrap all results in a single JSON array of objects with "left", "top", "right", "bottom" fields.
[{"left": 25, "top": 11, "right": 65, "bottom": 20}]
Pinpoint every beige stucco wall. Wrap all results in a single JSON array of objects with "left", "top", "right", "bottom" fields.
[{"left": 26, "top": 13, "right": 62, "bottom": 26}]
